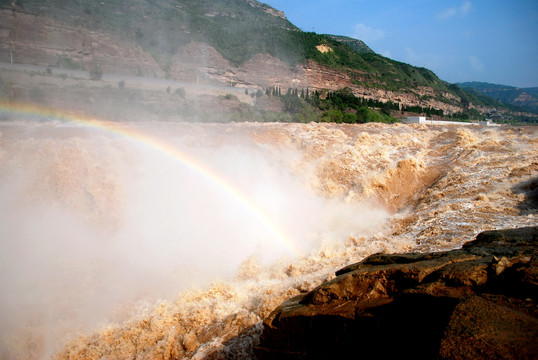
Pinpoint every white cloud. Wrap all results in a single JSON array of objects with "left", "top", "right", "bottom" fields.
[
  {"left": 352, "top": 23, "right": 385, "bottom": 42},
  {"left": 437, "top": 1, "right": 472, "bottom": 19},
  {"left": 438, "top": 7, "right": 457, "bottom": 19},
  {"left": 469, "top": 55, "right": 485, "bottom": 72},
  {"left": 460, "top": 1, "right": 472, "bottom": 15}
]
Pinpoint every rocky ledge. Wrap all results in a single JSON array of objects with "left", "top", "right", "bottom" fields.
[{"left": 254, "top": 227, "right": 537, "bottom": 359}]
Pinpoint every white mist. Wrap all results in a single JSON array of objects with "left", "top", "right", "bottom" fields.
[{"left": 0, "top": 121, "right": 388, "bottom": 358}]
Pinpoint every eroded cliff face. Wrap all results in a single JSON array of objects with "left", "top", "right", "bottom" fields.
[
  {"left": 167, "top": 42, "right": 463, "bottom": 114},
  {"left": 0, "top": 9, "right": 464, "bottom": 113},
  {"left": 0, "top": 9, "right": 163, "bottom": 77},
  {"left": 300, "top": 60, "right": 463, "bottom": 114},
  {"left": 245, "top": 0, "right": 288, "bottom": 20}
]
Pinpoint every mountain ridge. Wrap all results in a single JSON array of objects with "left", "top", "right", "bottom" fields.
[{"left": 457, "top": 82, "right": 538, "bottom": 114}]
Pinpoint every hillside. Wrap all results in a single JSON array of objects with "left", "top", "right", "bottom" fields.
[
  {"left": 0, "top": 0, "right": 535, "bottom": 123},
  {"left": 323, "top": 35, "right": 374, "bottom": 54},
  {"left": 458, "top": 82, "right": 538, "bottom": 114}
]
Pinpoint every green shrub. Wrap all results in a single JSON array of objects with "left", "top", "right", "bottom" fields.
[
  {"left": 343, "top": 113, "right": 357, "bottom": 123},
  {"left": 223, "top": 94, "right": 238, "bottom": 101},
  {"left": 175, "top": 87, "right": 186, "bottom": 98}
]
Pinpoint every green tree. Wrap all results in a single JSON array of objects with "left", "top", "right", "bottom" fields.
[
  {"left": 366, "top": 109, "right": 384, "bottom": 123},
  {"left": 356, "top": 106, "right": 369, "bottom": 123}
]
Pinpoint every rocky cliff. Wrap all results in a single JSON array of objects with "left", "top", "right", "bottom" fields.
[
  {"left": 0, "top": 1, "right": 472, "bottom": 116},
  {"left": 0, "top": 8, "right": 163, "bottom": 76},
  {"left": 255, "top": 226, "right": 538, "bottom": 359}
]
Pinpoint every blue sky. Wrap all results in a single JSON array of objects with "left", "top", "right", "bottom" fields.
[{"left": 262, "top": 0, "right": 538, "bottom": 88}]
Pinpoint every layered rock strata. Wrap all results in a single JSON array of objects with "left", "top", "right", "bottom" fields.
[
  {"left": 255, "top": 227, "right": 538, "bottom": 359},
  {"left": 0, "top": 8, "right": 462, "bottom": 114}
]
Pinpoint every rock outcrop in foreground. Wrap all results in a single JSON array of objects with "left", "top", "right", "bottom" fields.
[{"left": 255, "top": 227, "right": 538, "bottom": 359}]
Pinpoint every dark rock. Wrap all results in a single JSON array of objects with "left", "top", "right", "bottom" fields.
[{"left": 254, "top": 227, "right": 538, "bottom": 360}]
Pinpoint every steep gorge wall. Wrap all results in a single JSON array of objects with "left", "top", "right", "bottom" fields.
[
  {"left": 168, "top": 43, "right": 463, "bottom": 114},
  {"left": 300, "top": 60, "right": 463, "bottom": 114},
  {"left": 0, "top": 9, "right": 464, "bottom": 113},
  {"left": 0, "top": 9, "right": 163, "bottom": 77}
]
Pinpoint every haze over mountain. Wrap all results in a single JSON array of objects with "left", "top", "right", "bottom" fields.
[{"left": 0, "top": 0, "right": 536, "bottom": 123}]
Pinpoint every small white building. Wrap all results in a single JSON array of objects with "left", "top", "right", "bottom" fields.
[
  {"left": 402, "top": 116, "right": 427, "bottom": 124},
  {"left": 479, "top": 120, "right": 501, "bottom": 127},
  {"left": 402, "top": 116, "right": 500, "bottom": 127}
]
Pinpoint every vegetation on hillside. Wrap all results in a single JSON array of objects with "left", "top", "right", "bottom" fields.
[{"left": 253, "top": 86, "right": 426, "bottom": 124}]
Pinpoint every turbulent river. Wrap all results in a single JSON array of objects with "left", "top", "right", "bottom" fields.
[{"left": 0, "top": 120, "right": 536, "bottom": 359}]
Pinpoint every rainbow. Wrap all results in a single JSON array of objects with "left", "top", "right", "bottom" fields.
[{"left": 0, "top": 102, "right": 299, "bottom": 256}]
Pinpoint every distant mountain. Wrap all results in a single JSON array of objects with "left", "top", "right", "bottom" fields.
[{"left": 458, "top": 82, "right": 538, "bottom": 114}]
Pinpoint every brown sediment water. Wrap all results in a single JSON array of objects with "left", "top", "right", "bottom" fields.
[{"left": 0, "top": 121, "right": 535, "bottom": 359}]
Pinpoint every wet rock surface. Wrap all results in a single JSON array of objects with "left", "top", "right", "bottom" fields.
[{"left": 255, "top": 227, "right": 538, "bottom": 359}]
